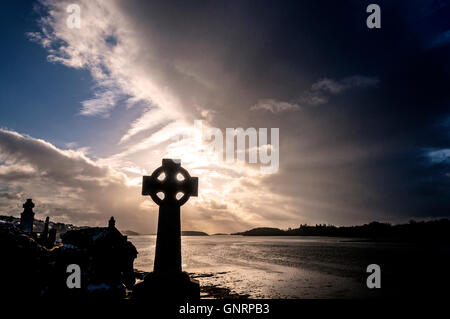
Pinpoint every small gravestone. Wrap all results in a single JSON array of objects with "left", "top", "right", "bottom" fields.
[
  {"left": 133, "top": 159, "right": 200, "bottom": 301},
  {"left": 47, "top": 228, "right": 57, "bottom": 248},
  {"left": 42, "top": 217, "right": 50, "bottom": 240},
  {"left": 20, "top": 199, "right": 35, "bottom": 233}
]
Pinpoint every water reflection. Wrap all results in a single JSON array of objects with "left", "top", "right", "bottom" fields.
[{"left": 129, "top": 235, "right": 394, "bottom": 298}]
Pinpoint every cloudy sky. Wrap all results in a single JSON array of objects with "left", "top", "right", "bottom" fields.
[{"left": 0, "top": 0, "right": 449, "bottom": 233}]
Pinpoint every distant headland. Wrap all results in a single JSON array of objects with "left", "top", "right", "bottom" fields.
[
  {"left": 182, "top": 231, "right": 209, "bottom": 236},
  {"left": 232, "top": 219, "right": 450, "bottom": 242},
  {"left": 3, "top": 214, "right": 450, "bottom": 241}
]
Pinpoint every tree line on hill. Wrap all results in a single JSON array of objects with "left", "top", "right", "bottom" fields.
[{"left": 232, "top": 219, "right": 450, "bottom": 242}]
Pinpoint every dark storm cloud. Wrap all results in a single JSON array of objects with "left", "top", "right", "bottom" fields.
[
  {"left": 0, "top": 192, "right": 20, "bottom": 200},
  {"left": 112, "top": 0, "right": 450, "bottom": 222}
]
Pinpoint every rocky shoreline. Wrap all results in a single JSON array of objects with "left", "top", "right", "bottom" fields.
[{"left": 134, "top": 269, "right": 249, "bottom": 299}]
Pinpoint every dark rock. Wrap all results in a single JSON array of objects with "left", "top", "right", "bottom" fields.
[
  {"left": 0, "top": 216, "right": 138, "bottom": 300},
  {"left": 61, "top": 216, "right": 138, "bottom": 292},
  {"left": 0, "top": 222, "right": 48, "bottom": 299}
]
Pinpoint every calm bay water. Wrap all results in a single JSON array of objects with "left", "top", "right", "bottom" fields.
[{"left": 128, "top": 235, "right": 413, "bottom": 298}]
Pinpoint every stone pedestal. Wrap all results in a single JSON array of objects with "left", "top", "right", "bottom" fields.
[{"left": 133, "top": 271, "right": 199, "bottom": 301}]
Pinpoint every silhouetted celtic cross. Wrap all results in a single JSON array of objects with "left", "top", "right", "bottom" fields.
[
  {"left": 143, "top": 159, "right": 198, "bottom": 207},
  {"left": 142, "top": 159, "right": 198, "bottom": 274}
]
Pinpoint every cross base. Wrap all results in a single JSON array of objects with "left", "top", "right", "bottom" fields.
[{"left": 133, "top": 271, "right": 199, "bottom": 301}]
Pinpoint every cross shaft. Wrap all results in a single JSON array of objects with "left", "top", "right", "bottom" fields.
[{"left": 142, "top": 159, "right": 198, "bottom": 274}]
